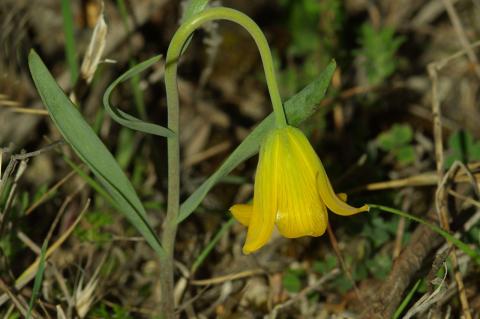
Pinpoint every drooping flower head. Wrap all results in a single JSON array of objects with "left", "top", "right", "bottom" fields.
[{"left": 230, "top": 125, "right": 368, "bottom": 254}]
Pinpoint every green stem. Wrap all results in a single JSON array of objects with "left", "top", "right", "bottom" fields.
[
  {"left": 167, "top": 7, "right": 287, "bottom": 130},
  {"left": 160, "top": 7, "right": 287, "bottom": 318}
]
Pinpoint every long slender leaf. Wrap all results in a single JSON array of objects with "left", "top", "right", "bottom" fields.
[
  {"left": 28, "top": 50, "right": 165, "bottom": 258},
  {"left": 370, "top": 204, "right": 480, "bottom": 265},
  {"left": 180, "top": 0, "right": 210, "bottom": 54},
  {"left": 104, "top": 0, "right": 213, "bottom": 134},
  {"left": 116, "top": 0, "right": 148, "bottom": 119},
  {"left": 393, "top": 279, "right": 421, "bottom": 319},
  {"left": 191, "top": 217, "right": 235, "bottom": 274},
  {"left": 116, "top": 0, "right": 131, "bottom": 32},
  {"left": 181, "top": 0, "right": 210, "bottom": 23},
  {"left": 178, "top": 61, "right": 336, "bottom": 223},
  {"left": 26, "top": 240, "right": 48, "bottom": 319},
  {"left": 103, "top": 55, "right": 174, "bottom": 137}
]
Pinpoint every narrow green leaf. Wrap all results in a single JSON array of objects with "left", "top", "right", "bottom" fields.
[
  {"left": 191, "top": 217, "right": 235, "bottom": 275},
  {"left": 61, "top": 156, "right": 114, "bottom": 205},
  {"left": 181, "top": 0, "right": 210, "bottom": 23},
  {"left": 28, "top": 50, "right": 165, "bottom": 258},
  {"left": 116, "top": 0, "right": 131, "bottom": 32},
  {"left": 178, "top": 60, "right": 336, "bottom": 223},
  {"left": 129, "top": 59, "right": 147, "bottom": 119},
  {"left": 61, "top": 0, "right": 78, "bottom": 85},
  {"left": 116, "top": 0, "right": 148, "bottom": 119},
  {"left": 104, "top": 0, "right": 211, "bottom": 135},
  {"left": 26, "top": 240, "right": 48, "bottom": 319},
  {"left": 370, "top": 204, "right": 480, "bottom": 265},
  {"left": 393, "top": 279, "right": 421, "bottom": 319},
  {"left": 103, "top": 55, "right": 174, "bottom": 137},
  {"left": 180, "top": 0, "right": 210, "bottom": 54}
]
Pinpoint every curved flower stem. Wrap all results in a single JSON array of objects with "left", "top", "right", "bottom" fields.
[
  {"left": 166, "top": 7, "right": 287, "bottom": 131},
  {"left": 160, "top": 7, "right": 287, "bottom": 317}
]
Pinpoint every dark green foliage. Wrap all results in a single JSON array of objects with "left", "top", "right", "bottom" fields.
[
  {"left": 445, "top": 130, "right": 480, "bottom": 168},
  {"left": 355, "top": 24, "right": 404, "bottom": 86},
  {"left": 377, "top": 124, "right": 415, "bottom": 165},
  {"left": 282, "top": 268, "right": 305, "bottom": 293},
  {"left": 91, "top": 303, "right": 134, "bottom": 319}
]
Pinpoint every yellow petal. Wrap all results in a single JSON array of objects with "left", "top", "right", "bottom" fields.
[
  {"left": 316, "top": 164, "right": 369, "bottom": 216},
  {"left": 243, "top": 130, "right": 279, "bottom": 254},
  {"left": 229, "top": 204, "right": 252, "bottom": 226},
  {"left": 287, "top": 126, "right": 368, "bottom": 216},
  {"left": 275, "top": 127, "right": 327, "bottom": 237}
]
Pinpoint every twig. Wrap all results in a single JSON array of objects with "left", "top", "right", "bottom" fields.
[
  {"left": 441, "top": 0, "right": 480, "bottom": 79},
  {"left": 50, "top": 265, "right": 73, "bottom": 314},
  {"left": 17, "top": 231, "right": 41, "bottom": 255},
  {"left": 394, "top": 189, "right": 412, "bottom": 259},
  {"left": 0, "top": 159, "right": 27, "bottom": 236},
  {"left": 175, "top": 286, "right": 209, "bottom": 315},
  {"left": 0, "top": 106, "right": 49, "bottom": 116},
  {"left": 0, "top": 87, "right": 38, "bottom": 117},
  {"left": 2, "top": 304, "right": 16, "bottom": 319},
  {"left": 430, "top": 40, "right": 480, "bottom": 71},
  {"left": 429, "top": 51, "right": 472, "bottom": 319},
  {"left": 447, "top": 191, "right": 480, "bottom": 230},
  {"left": 45, "top": 186, "right": 86, "bottom": 244},
  {"left": 25, "top": 168, "right": 78, "bottom": 215},
  {"left": 189, "top": 268, "right": 266, "bottom": 286},
  {"left": 0, "top": 279, "right": 31, "bottom": 318},
  {"left": 356, "top": 162, "right": 480, "bottom": 191},
  {"left": 326, "top": 224, "right": 366, "bottom": 308},
  {"left": 182, "top": 140, "right": 231, "bottom": 168},
  {"left": 11, "top": 141, "right": 64, "bottom": 161},
  {"left": 393, "top": 216, "right": 406, "bottom": 259},
  {"left": 1, "top": 141, "right": 65, "bottom": 235}
]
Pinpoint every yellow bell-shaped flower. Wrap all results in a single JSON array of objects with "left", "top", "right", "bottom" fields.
[{"left": 230, "top": 125, "right": 369, "bottom": 254}]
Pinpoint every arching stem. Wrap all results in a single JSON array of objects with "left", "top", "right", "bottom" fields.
[{"left": 160, "top": 7, "right": 286, "bottom": 317}]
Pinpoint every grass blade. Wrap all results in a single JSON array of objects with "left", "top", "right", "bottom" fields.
[
  {"left": 116, "top": 0, "right": 148, "bottom": 119},
  {"left": 178, "top": 60, "right": 336, "bottom": 223},
  {"left": 26, "top": 240, "right": 48, "bottom": 319},
  {"left": 62, "top": 156, "right": 114, "bottom": 205},
  {"left": 191, "top": 217, "right": 235, "bottom": 275},
  {"left": 392, "top": 279, "right": 421, "bottom": 319},
  {"left": 61, "top": 0, "right": 79, "bottom": 85},
  {"left": 28, "top": 50, "right": 165, "bottom": 258}
]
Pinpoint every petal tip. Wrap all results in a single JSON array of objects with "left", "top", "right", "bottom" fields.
[
  {"left": 242, "top": 247, "right": 252, "bottom": 255},
  {"left": 229, "top": 204, "right": 253, "bottom": 227},
  {"left": 242, "top": 243, "right": 258, "bottom": 255}
]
